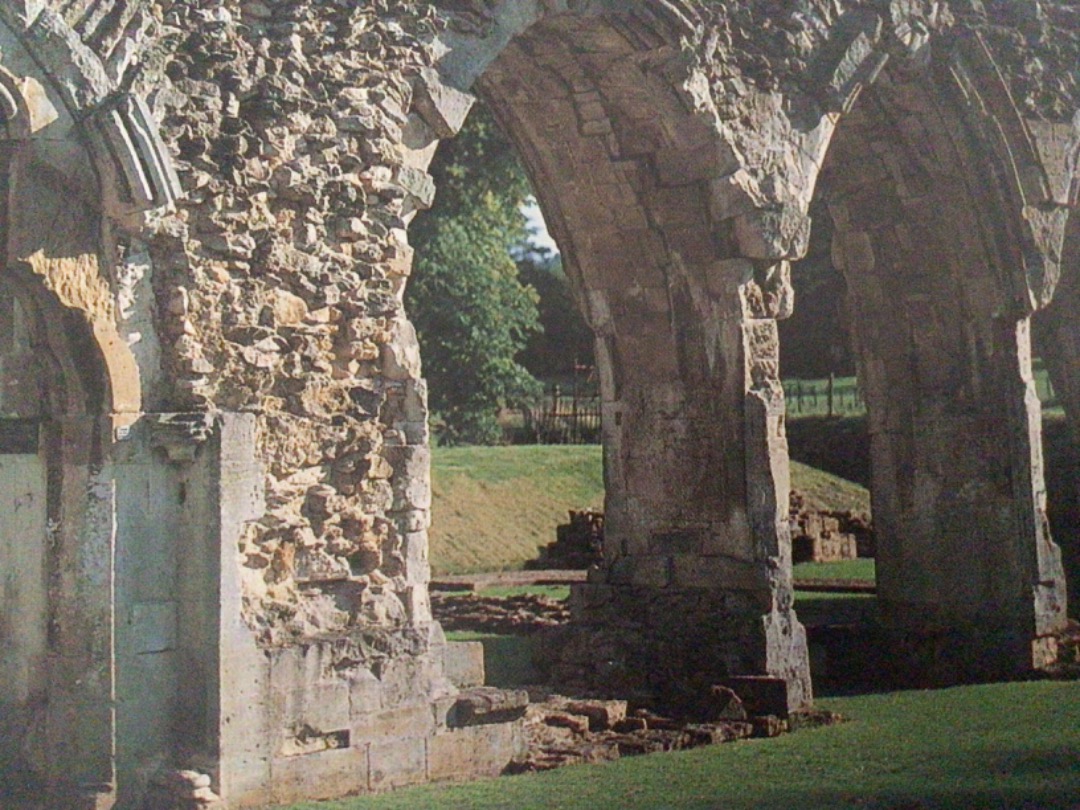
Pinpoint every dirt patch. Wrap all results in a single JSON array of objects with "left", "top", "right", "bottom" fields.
[{"left": 432, "top": 591, "right": 569, "bottom": 635}]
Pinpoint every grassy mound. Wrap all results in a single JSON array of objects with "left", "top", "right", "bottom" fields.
[
  {"left": 429, "top": 445, "right": 603, "bottom": 575},
  {"left": 429, "top": 445, "right": 871, "bottom": 575}
]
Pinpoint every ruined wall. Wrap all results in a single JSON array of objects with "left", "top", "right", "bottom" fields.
[
  {"left": 135, "top": 1, "right": 440, "bottom": 645},
  {"left": 0, "top": 1, "right": 1077, "bottom": 807},
  {"left": 116, "top": 0, "right": 1078, "bottom": 681}
]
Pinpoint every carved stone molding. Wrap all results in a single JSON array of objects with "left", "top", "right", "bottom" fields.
[{"left": 149, "top": 413, "right": 216, "bottom": 464}]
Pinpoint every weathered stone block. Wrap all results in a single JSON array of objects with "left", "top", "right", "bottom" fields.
[
  {"left": 427, "top": 723, "right": 526, "bottom": 783},
  {"left": 348, "top": 668, "right": 383, "bottom": 717},
  {"left": 377, "top": 655, "right": 441, "bottom": 708},
  {"left": 448, "top": 687, "right": 529, "bottom": 728},
  {"left": 276, "top": 681, "right": 351, "bottom": 741},
  {"left": 444, "top": 641, "right": 485, "bottom": 689},
  {"left": 368, "top": 737, "right": 427, "bottom": 791},
  {"left": 541, "top": 710, "right": 590, "bottom": 734},
  {"left": 564, "top": 700, "right": 627, "bottom": 731},
  {"left": 733, "top": 205, "right": 812, "bottom": 260},
  {"left": 670, "top": 554, "right": 764, "bottom": 591},
  {"left": 720, "top": 676, "right": 790, "bottom": 719},
  {"left": 628, "top": 556, "right": 672, "bottom": 588},
  {"left": 352, "top": 703, "right": 434, "bottom": 743},
  {"left": 412, "top": 68, "right": 475, "bottom": 138},
  {"left": 386, "top": 445, "right": 432, "bottom": 511},
  {"left": 705, "top": 686, "right": 748, "bottom": 722}
]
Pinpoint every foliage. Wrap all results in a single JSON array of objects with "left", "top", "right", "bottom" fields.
[
  {"left": 407, "top": 104, "right": 542, "bottom": 444},
  {"left": 516, "top": 250, "right": 596, "bottom": 381}
]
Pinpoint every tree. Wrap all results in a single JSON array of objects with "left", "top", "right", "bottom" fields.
[
  {"left": 407, "top": 103, "right": 542, "bottom": 444},
  {"left": 516, "top": 249, "right": 596, "bottom": 382}
]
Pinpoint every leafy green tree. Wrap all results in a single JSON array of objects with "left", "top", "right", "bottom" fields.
[
  {"left": 517, "top": 249, "right": 596, "bottom": 382},
  {"left": 407, "top": 104, "right": 542, "bottom": 444}
]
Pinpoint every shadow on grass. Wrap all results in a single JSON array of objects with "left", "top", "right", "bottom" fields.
[{"left": 715, "top": 745, "right": 1080, "bottom": 810}]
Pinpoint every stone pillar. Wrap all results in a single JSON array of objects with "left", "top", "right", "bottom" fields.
[
  {"left": 1037, "top": 214, "right": 1080, "bottom": 629},
  {"left": 557, "top": 258, "right": 811, "bottom": 713},
  {"left": 1039, "top": 215, "right": 1080, "bottom": 443},
  {"left": 835, "top": 223, "right": 1068, "bottom": 681}
]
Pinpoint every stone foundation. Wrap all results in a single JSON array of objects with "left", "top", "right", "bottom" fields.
[
  {"left": 218, "top": 633, "right": 526, "bottom": 806},
  {"left": 544, "top": 584, "right": 811, "bottom": 714}
]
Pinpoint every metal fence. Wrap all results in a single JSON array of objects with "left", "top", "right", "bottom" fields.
[
  {"left": 783, "top": 371, "right": 1059, "bottom": 418},
  {"left": 523, "top": 384, "right": 602, "bottom": 444},
  {"left": 511, "top": 370, "right": 1061, "bottom": 443},
  {"left": 784, "top": 375, "right": 864, "bottom": 417}
]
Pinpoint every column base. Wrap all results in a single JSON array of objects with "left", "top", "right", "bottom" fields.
[
  {"left": 536, "top": 583, "right": 812, "bottom": 714},
  {"left": 875, "top": 607, "right": 1066, "bottom": 686}
]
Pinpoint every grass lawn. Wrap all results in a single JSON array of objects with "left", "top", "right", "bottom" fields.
[
  {"left": 794, "top": 558, "right": 876, "bottom": 582},
  {"left": 270, "top": 679, "right": 1080, "bottom": 810},
  {"left": 477, "top": 584, "right": 572, "bottom": 600},
  {"left": 783, "top": 367, "right": 1062, "bottom": 418},
  {"left": 430, "top": 445, "right": 603, "bottom": 574},
  {"left": 430, "top": 445, "right": 870, "bottom": 575}
]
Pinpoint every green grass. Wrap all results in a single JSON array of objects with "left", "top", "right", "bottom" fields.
[
  {"left": 430, "top": 445, "right": 604, "bottom": 575},
  {"left": 794, "top": 558, "right": 876, "bottom": 582},
  {"left": 477, "top": 584, "right": 572, "bottom": 600},
  {"left": 271, "top": 680, "right": 1080, "bottom": 810},
  {"left": 789, "top": 462, "right": 871, "bottom": 515},
  {"left": 784, "top": 366, "right": 1062, "bottom": 418},
  {"left": 430, "top": 446, "right": 870, "bottom": 575}
]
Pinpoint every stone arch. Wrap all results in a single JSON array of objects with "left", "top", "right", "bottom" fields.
[
  {"left": 0, "top": 4, "right": 184, "bottom": 419},
  {"left": 807, "top": 28, "right": 1072, "bottom": 677},
  {"left": 0, "top": 266, "right": 119, "bottom": 807},
  {"left": 0, "top": 16, "right": 180, "bottom": 806},
  {"left": 1038, "top": 208, "right": 1080, "bottom": 442},
  {"left": 413, "top": 1, "right": 817, "bottom": 710},
  {"left": 406, "top": 0, "right": 1077, "bottom": 700}
]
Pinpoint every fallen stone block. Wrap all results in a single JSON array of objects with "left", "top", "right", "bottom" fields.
[
  {"left": 449, "top": 686, "right": 529, "bottom": 728},
  {"left": 705, "top": 685, "right": 748, "bottom": 721},
  {"left": 751, "top": 715, "right": 788, "bottom": 738},
  {"left": 720, "top": 676, "right": 791, "bottom": 718},
  {"left": 542, "top": 710, "right": 591, "bottom": 735},
  {"left": 684, "top": 721, "right": 755, "bottom": 745},
  {"left": 565, "top": 699, "right": 628, "bottom": 731}
]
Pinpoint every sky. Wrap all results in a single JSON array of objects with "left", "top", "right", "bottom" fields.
[{"left": 523, "top": 199, "right": 560, "bottom": 255}]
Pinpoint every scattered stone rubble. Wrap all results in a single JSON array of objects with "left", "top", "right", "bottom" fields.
[
  {"left": 529, "top": 499, "right": 875, "bottom": 569},
  {"left": 517, "top": 687, "right": 842, "bottom": 772},
  {"left": 789, "top": 490, "right": 874, "bottom": 563},
  {"left": 527, "top": 510, "right": 605, "bottom": 570},
  {"left": 432, "top": 591, "right": 571, "bottom": 634},
  {"left": 430, "top": 585, "right": 843, "bottom": 771}
]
